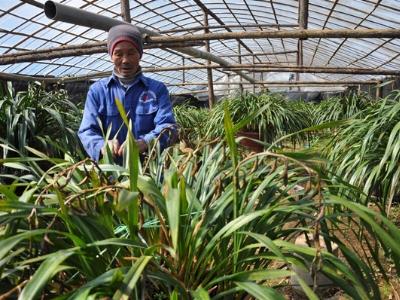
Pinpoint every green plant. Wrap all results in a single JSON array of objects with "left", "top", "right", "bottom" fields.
[
  {"left": 1, "top": 103, "right": 399, "bottom": 299},
  {"left": 0, "top": 82, "right": 84, "bottom": 161},
  {"left": 314, "top": 92, "right": 373, "bottom": 125},
  {"left": 173, "top": 105, "right": 210, "bottom": 145},
  {"left": 205, "top": 92, "right": 309, "bottom": 147},
  {"left": 324, "top": 91, "right": 400, "bottom": 213}
]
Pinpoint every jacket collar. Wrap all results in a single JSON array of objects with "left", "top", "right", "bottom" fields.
[{"left": 106, "top": 68, "right": 148, "bottom": 88}]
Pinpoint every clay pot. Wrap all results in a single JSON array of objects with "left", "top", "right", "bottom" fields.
[{"left": 236, "top": 130, "right": 264, "bottom": 152}]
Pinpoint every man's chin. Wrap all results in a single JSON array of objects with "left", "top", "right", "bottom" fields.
[{"left": 121, "top": 70, "right": 135, "bottom": 77}]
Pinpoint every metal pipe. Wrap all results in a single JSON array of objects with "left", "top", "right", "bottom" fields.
[
  {"left": 43, "top": 0, "right": 256, "bottom": 84},
  {"left": 44, "top": 1, "right": 123, "bottom": 31}
]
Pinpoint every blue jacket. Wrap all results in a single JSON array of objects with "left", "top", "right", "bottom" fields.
[{"left": 78, "top": 73, "right": 176, "bottom": 161}]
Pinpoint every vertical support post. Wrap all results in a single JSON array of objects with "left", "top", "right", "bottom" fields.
[
  {"left": 297, "top": 0, "right": 308, "bottom": 91},
  {"left": 299, "top": 0, "right": 309, "bottom": 30},
  {"left": 182, "top": 57, "right": 185, "bottom": 84},
  {"left": 376, "top": 81, "right": 382, "bottom": 99},
  {"left": 296, "top": 40, "right": 303, "bottom": 90},
  {"left": 121, "top": 0, "right": 131, "bottom": 23},
  {"left": 204, "top": 11, "right": 215, "bottom": 108},
  {"left": 261, "top": 71, "right": 265, "bottom": 92},
  {"left": 238, "top": 42, "right": 243, "bottom": 94},
  {"left": 252, "top": 55, "right": 256, "bottom": 94},
  {"left": 228, "top": 73, "right": 231, "bottom": 95}
]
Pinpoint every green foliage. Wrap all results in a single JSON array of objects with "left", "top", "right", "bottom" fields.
[
  {"left": 324, "top": 91, "right": 400, "bottom": 212},
  {"left": 0, "top": 82, "right": 84, "bottom": 161},
  {"left": 173, "top": 105, "right": 209, "bottom": 144},
  {"left": 0, "top": 88, "right": 399, "bottom": 299},
  {"left": 314, "top": 92, "right": 372, "bottom": 124},
  {"left": 205, "top": 92, "right": 309, "bottom": 146}
]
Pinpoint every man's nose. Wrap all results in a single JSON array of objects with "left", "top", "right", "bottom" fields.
[{"left": 122, "top": 55, "right": 130, "bottom": 63}]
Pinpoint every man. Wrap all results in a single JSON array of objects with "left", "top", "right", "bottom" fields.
[{"left": 78, "top": 24, "right": 177, "bottom": 162}]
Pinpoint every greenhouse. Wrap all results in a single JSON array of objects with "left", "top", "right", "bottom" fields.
[{"left": 1, "top": 0, "right": 400, "bottom": 299}]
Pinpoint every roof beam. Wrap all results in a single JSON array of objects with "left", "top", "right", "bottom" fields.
[
  {"left": 160, "top": 23, "right": 297, "bottom": 34},
  {"left": 222, "top": 50, "right": 297, "bottom": 58},
  {"left": 0, "top": 41, "right": 205, "bottom": 65},
  {"left": 166, "top": 80, "right": 379, "bottom": 86},
  {"left": 143, "top": 28, "right": 400, "bottom": 43},
  {"left": 0, "top": 72, "right": 57, "bottom": 83},
  {"left": 52, "top": 64, "right": 400, "bottom": 83},
  {"left": 4, "top": 25, "right": 400, "bottom": 65},
  {"left": 56, "top": 64, "right": 400, "bottom": 81},
  {"left": 225, "top": 64, "right": 400, "bottom": 75}
]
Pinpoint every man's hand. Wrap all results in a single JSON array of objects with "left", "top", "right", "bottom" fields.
[
  {"left": 102, "top": 139, "right": 147, "bottom": 157},
  {"left": 102, "top": 139, "right": 121, "bottom": 157},
  {"left": 137, "top": 139, "right": 148, "bottom": 153}
]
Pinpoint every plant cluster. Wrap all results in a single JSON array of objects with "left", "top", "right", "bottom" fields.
[
  {"left": 0, "top": 103, "right": 399, "bottom": 299},
  {"left": 0, "top": 82, "right": 84, "bottom": 161},
  {"left": 173, "top": 105, "right": 209, "bottom": 146},
  {"left": 324, "top": 91, "right": 400, "bottom": 213},
  {"left": 1, "top": 88, "right": 400, "bottom": 299},
  {"left": 314, "top": 91, "right": 373, "bottom": 125},
  {"left": 174, "top": 92, "right": 312, "bottom": 150}
]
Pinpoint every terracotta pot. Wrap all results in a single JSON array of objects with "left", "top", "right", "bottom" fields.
[{"left": 236, "top": 130, "right": 263, "bottom": 152}]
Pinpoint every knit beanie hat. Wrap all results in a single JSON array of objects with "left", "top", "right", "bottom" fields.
[{"left": 107, "top": 24, "right": 143, "bottom": 57}]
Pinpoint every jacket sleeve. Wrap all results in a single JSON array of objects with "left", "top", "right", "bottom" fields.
[
  {"left": 78, "top": 86, "right": 105, "bottom": 161},
  {"left": 141, "top": 83, "right": 177, "bottom": 150}
]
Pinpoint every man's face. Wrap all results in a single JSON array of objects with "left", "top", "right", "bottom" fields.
[{"left": 111, "top": 41, "right": 141, "bottom": 77}]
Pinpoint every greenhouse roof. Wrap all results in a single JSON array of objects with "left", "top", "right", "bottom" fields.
[{"left": 1, "top": 0, "right": 400, "bottom": 94}]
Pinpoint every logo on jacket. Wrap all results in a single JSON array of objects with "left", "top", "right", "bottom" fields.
[{"left": 139, "top": 90, "right": 157, "bottom": 103}]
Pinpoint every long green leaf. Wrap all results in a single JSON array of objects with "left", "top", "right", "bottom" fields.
[
  {"left": 19, "top": 250, "right": 74, "bottom": 300},
  {"left": 235, "top": 281, "right": 285, "bottom": 300},
  {"left": 112, "top": 256, "right": 152, "bottom": 300}
]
